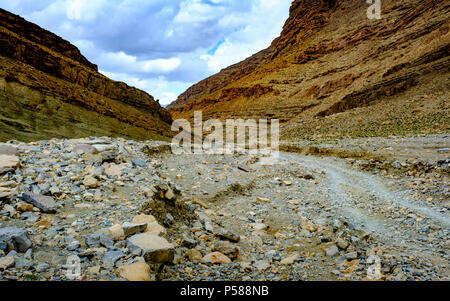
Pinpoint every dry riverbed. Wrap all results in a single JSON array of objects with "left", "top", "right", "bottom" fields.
[{"left": 0, "top": 134, "right": 448, "bottom": 281}]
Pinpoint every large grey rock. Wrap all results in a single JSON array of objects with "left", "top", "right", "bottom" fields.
[
  {"left": 85, "top": 233, "right": 114, "bottom": 248},
  {"left": 15, "top": 257, "right": 33, "bottom": 270},
  {"left": 127, "top": 233, "right": 174, "bottom": 263},
  {"left": 0, "top": 227, "right": 32, "bottom": 253},
  {"left": 102, "top": 250, "right": 125, "bottom": 268},
  {"left": 21, "top": 193, "right": 58, "bottom": 213}
]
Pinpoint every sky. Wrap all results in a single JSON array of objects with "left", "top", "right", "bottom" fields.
[{"left": 0, "top": 0, "right": 292, "bottom": 106}]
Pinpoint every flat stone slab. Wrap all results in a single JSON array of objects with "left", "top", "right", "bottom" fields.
[
  {"left": 21, "top": 193, "right": 58, "bottom": 213},
  {"left": 73, "top": 144, "right": 98, "bottom": 155},
  {"left": 0, "top": 144, "right": 18, "bottom": 156},
  {"left": 0, "top": 187, "right": 12, "bottom": 198},
  {"left": 127, "top": 233, "right": 174, "bottom": 263},
  {"left": 0, "top": 155, "right": 19, "bottom": 174}
]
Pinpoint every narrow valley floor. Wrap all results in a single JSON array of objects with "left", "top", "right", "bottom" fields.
[{"left": 0, "top": 134, "right": 448, "bottom": 281}]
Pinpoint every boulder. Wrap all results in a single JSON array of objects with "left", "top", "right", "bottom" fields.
[
  {"left": 325, "top": 245, "right": 339, "bottom": 257},
  {"left": 215, "top": 228, "right": 240, "bottom": 243},
  {"left": 21, "top": 193, "right": 58, "bottom": 213},
  {"left": 280, "top": 254, "right": 298, "bottom": 265},
  {"left": 104, "top": 164, "right": 122, "bottom": 177},
  {"left": 127, "top": 233, "right": 174, "bottom": 263},
  {"left": 132, "top": 215, "right": 166, "bottom": 236},
  {"left": 117, "top": 262, "right": 151, "bottom": 281},
  {"left": 108, "top": 224, "right": 125, "bottom": 241},
  {"left": 103, "top": 250, "right": 125, "bottom": 268},
  {"left": 0, "top": 227, "right": 32, "bottom": 252}
]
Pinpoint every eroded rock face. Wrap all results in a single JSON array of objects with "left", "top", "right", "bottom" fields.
[
  {"left": 0, "top": 8, "right": 172, "bottom": 142},
  {"left": 169, "top": 0, "right": 449, "bottom": 140}
]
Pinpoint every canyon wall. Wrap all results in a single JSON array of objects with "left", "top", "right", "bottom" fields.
[
  {"left": 0, "top": 8, "right": 172, "bottom": 142},
  {"left": 169, "top": 0, "right": 449, "bottom": 140}
]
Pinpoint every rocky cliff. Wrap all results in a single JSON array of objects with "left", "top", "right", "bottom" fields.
[
  {"left": 169, "top": 0, "right": 449, "bottom": 141},
  {"left": 0, "top": 8, "right": 172, "bottom": 142}
]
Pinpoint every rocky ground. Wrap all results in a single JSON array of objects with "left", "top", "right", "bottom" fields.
[{"left": 0, "top": 134, "right": 448, "bottom": 281}]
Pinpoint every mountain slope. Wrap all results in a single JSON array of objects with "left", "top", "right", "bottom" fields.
[
  {"left": 169, "top": 0, "right": 449, "bottom": 141},
  {"left": 0, "top": 8, "right": 172, "bottom": 142}
]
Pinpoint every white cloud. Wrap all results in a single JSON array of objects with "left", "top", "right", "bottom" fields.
[
  {"left": 66, "top": 0, "right": 107, "bottom": 21},
  {"left": 98, "top": 51, "right": 181, "bottom": 74},
  {"left": 200, "top": 0, "right": 291, "bottom": 72}
]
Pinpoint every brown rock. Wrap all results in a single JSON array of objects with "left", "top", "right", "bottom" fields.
[
  {"left": 16, "top": 203, "right": 34, "bottom": 212},
  {"left": 0, "top": 256, "right": 15, "bottom": 270},
  {"left": 187, "top": 249, "right": 203, "bottom": 263},
  {"left": 280, "top": 254, "right": 298, "bottom": 265},
  {"left": 117, "top": 262, "right": 151, "bottom": 282},
  {"left": 83, "top": 175, "right": 99, "bottom": 188},
  {"left": 201, "top": 252, "right": 232, "bottom": 264},
  {"left": 213, "top": 241, "right": 240, "bottom": 260},
  {"left": 108, "top": 224, "right": 125, "bottom": 241}
]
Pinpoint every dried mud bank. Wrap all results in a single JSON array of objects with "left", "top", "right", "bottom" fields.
[{"left": 0, "top": 134, "right": 448, "bottom": 281}]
